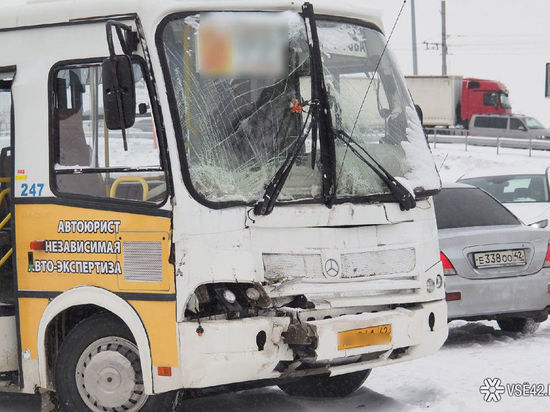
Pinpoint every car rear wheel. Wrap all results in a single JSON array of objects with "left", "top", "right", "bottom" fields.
[
  {"left": 497, "top": 317, "right": 540, "bottom": 334},
  {"left": 55, "top": 313, "right": 176, "bottom": 412},
  {"left": 278, "top": 369, "right": 371, "bottom": 398}
]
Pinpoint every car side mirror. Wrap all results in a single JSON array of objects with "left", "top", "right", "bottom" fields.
[
  {"left": 102, "top": 20, "right": 138, "bottom": 151},
  {"left": 102, "top": 55, "right": 136, "bottom": 130}
]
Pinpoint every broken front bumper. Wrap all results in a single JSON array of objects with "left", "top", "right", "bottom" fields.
[{"left": 177, "top": 299, "right": 447, "bottom": 388}]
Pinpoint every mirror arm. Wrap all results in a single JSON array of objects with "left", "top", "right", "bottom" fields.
[
  {"left": 106, "top": 21, "right": 133, "bottom": 57},
  {"left": 109, "top": 57, "right": 129, "bottom": 151}
]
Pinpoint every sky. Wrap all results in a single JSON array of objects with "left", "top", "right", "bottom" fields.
[{"left": 369, "top": 0, "right": 550, "bottom": 126}]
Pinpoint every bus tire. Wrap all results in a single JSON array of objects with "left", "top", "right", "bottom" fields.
[
  {"left": 55, "top": 313, "right": 176, "bottom": 412},
  {"left": 278, "top": 369, "right": 371, "bottom": 398}
]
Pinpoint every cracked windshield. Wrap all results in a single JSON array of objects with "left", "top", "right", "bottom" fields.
[{"left": 161, "top": 11, "right": 439, "bottom": 204}]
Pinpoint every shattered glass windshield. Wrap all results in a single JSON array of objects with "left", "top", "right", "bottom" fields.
[{"left": 160, "top": 12, "right": 440, "bottom": 205}]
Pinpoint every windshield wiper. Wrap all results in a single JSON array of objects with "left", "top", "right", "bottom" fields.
[
  {"left": 303, "top": 2, "right": 337, "bottom": 207},
  {"left": 333, "top": 129, "right": 416, "bottom": 211},
  {"left": 253, "top": 109, "right": 314, "bottom": 215},
  {"left": 253, "top": 2, "right": 335, "bottom": 216}
]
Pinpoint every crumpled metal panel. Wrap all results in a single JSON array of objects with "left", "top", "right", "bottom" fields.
[
  {"left": 263, "top": 248, "right": 415, "bottom": 283},
  {"left": 341, "top": 248, "right": 416, "bottom": 278},
  {"left": 263, "top": 253, "right": 322, "bottom": 282}
]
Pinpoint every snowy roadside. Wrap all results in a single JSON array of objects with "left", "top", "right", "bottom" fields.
[
  {"left": 367, "top": 319, "right": 550, "bottom": 411},
  {"left": 431, "top": 142, "right": 550, "bottom": 183}
]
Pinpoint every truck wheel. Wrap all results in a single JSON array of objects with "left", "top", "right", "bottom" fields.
[
  {"left": 497, "top": 318, "right": 539, "bottom": 334},
  {"left": 278, "top": 369, "right": 371, "bottom": 398},
  {"left": 55, "top": 313, "right": 176, "bottom": 412}
]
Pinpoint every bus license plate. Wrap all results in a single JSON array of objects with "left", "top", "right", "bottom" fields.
[
  {"left": 338, "top": 324, "right": 392, "bottom": 350},
  {"left": 473, "top": 249, "right": 526, "bottom": 268}
]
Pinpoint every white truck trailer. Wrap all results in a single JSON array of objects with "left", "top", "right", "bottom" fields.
[{"left": 406, "top": 75, "right": 463, "bottom": 127}]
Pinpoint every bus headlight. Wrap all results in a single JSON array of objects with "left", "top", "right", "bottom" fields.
[
  {"left": 223, "top": 289, "right": 237, "bottom": 304},
  {"left": 246, "top": 287, "right": 261, "bottom": 301}
]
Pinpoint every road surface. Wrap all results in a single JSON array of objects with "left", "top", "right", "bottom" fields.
[{"left": 2, "top": 319, "right": 549, "bottom": 411}]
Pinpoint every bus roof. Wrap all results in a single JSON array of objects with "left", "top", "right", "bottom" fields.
[{"left": 0, "top": 0, "right": 384, "bottom": 33}]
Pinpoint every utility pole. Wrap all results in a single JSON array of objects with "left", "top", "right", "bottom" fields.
[
  {"left": 411, "top": 0, "right": 418, "bottom": 75},
  {"left": 441, "top": 0, "right": 448, "bottom": 75}
]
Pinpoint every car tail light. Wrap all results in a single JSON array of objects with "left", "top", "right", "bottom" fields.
[
  {"left": 544, "top": 244, "right": 550, "bottom": 268},
  {"left": 440, "top": 252, "right": 456, "bottom": 275},
  {"left": 446, "top": 292, "right": 461, "bottom": 301}
]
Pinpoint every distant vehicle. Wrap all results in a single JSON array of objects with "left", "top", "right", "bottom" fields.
[
  {"left": 434, "top": 184, "right": 550, "bottom": 333},
  {"left": 458, "top": 170, "right": 550, "bottom": 228},
  {"left": 405, "top": 75, "right": 511, "bottom": 129},
  {"left": 469, "top": 114, "right": 550, "bottom": 140}
]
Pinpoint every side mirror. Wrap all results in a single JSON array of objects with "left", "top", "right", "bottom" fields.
[{"left": 102, "top": 55, "right": 136, "bottom": 130}]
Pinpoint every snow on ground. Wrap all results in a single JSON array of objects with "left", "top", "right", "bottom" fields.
[
  {"left": 366, "top": 320, "right": 550, "bottom": 411},
  {"left": 431, "top": 142, "right": 550, "bottom": 183}
]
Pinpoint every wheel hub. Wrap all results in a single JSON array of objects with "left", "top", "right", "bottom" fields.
[{"left": 75, "top": 337, "right": 148, "bottom": 411}]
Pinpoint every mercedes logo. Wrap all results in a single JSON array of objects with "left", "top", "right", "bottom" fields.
[{"left": 324, "top": 258, "right": 340, "bottom": 277}]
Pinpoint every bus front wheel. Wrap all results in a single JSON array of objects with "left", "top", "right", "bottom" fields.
[{"left": 55, "top": 313, "right": 175, "bottom": 412}]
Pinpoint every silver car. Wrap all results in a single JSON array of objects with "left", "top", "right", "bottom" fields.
[
  {"left": 434, "top": 184, "right": 550, "bottom": 332},
  {"left": 469, "top": 114, "right": 550, "bottom": 140},
  {"left": 458, "top": 170, "right": 550, "bottom": 228}
]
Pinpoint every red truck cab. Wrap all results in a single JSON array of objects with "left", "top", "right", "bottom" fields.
[{"left": 461, "top": 78, "right": 511, "bottom": 127}]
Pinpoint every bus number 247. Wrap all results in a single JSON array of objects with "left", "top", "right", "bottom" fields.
[{"left": 21, "top": 183, "right": 44, "bottom": 197}]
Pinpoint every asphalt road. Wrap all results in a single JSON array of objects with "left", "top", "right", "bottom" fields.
[{"left": 0, "top": 392, "right": 40, "bottom": 412}]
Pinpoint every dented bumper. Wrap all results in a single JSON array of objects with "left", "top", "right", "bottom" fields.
[{"left": 177, "top": 299, "right": 447, "bottom": 388}]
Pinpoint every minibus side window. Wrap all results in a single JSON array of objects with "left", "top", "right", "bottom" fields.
[{"left": 51, "top": 62, "right": 167, "bottom": 204}]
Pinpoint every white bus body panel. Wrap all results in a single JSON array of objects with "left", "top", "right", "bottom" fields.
[{"left": 0, "top": 310, "right": 17, "bottom": 373}]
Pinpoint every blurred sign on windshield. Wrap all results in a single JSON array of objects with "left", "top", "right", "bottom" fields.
[
  {"left": 198, "top": 13, "right": 288, "bottom": 78},
  {"left": 319, "top": 25, "right": 368, "bottom": 58}
]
